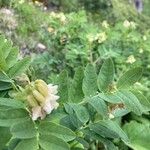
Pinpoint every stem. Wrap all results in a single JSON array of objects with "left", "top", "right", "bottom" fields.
[
  {"left": 89, "top": 43, "right": 93, "bottom": 63},
  {"left": 2, "top": 71, "right": 19, "bottom": 92}
]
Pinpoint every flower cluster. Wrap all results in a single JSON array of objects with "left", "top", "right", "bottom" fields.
[
  {"left": 26, "top": 80, "right": 59, "bottom": 121},
  {"left": 126, "top": 55, "right": 136, "bottom": 64},
  {"left": 139, "top": 48, "right": 144, "bottom": 54},
  {"left": 87, "top": 32, "right": 107, "bottom": 43},
  {"left": 50, "top": 12, "right": 66, "bottom": 24},
  {"left": 0, "top": 8, "right": 17, "bottom": 30},
  {"left": 123, "top": 20, "right": 136, "bottom": 29},
  {"left": 102, "top": 20, "right": 109, "bottom": 29}
]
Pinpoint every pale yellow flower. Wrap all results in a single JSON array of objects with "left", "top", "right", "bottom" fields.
[
  {"left": 97, "top": 32, "right": 107, "bottom": 43},
  {"left": 50, "top": 12, "right": 66, "bottom": 24},
  {"left": 126, "top": 55, "right": 136, "bottom": 64},
  {"left": 42, "top": 84, "right": 59, "bottom": 114},
  {"left": 130, "top": 21, "right": 136, "bottom": 29},
  {"left": 134, "top": 82, "right": 142, "bottom": 87},
  {"left": 25, "top": 80, "right": 60, "bottom": 121},
  {"left": 102, "top": 20, "right": 109, "bottom": 28},
  {"left": 59, "top": 13, "right": 66, "bottom": 23},
  {"left": 31, "top": 83, "right": 59, "bottom": 121},
  {"left": 109, "top": 113, "right": 115, "bottom": 119},
  {"left": 34, "top": 1, "right": 43, "bottom": 6},
  {"left": 19, "top": 0, "right": 24, "bottom": 4},
  {"left": 50, "top": 12, "right": 56, "bottom": 17},
  {"left": 32, "top": 106, "right": 46, "bottom": 121},
  {"left": 47, "top": 27, "right": 55, "bottom": 33},
  {"left": 37, "top": 43, "right": 46, "bottom": 50},
  {"left": 143, "top": 35, "right": 147, "bottom": 41},
  {"left": 139, "top": 48, "right": 144, "bottom": 53},
  {"left": 123, "top": 20, "right": 130, "bottom": 28},
  {"left": 87, "top": 34, "right": 95, "bottom": 43}
]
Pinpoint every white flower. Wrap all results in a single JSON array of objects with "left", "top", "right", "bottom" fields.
[
  {"left": 102, "top": 20, "right": 109, "bottom": 28},
  {"left": 59, "top": 13, "right": 66, "bottom": 23},
  {"left": 37, "top": 43, "right": 46, "bottom": 50},
  {"left": 130, "top": 21, "right": 136, "bottom": 29},
  {"left": 32, "top": 106, "right": 46, "bottom": 121},
  {"left": 48, "top": 84, "right": 58, "bottom": 94},
  {"left": 0, "top": 8, "right": 12, "bottom": 15},
  {"left": 19, "top": 0, "right": 25, "bottom": 4},
  {"left": 50, "top": 12, "right": 56, "bottom": 17},
  {"left": 42, "top": 84, "right": 59, "bottom": 114},
  {"left": 50, "top": 12, "right": 66, "bottom": 24},
  {"left": 29, "top": 81, "right": 60, "bottom": 121},
  {"left": 126, "top": 55, "right": 136, "bottom": 64},
  {"left": 87, "top": 34, "right": 95, "bottom": 43},
  {"left": 134, "top": 82, "right": 142, "bottom": 86},
  {"left": 143, "top": 35, "right": 147, "bottom": 41},
  {"left": 97, "top": 32, "right": 107, "bottom": 43},
  {"left": 109, "top": 113, "right": 115, "bottom": 119},
  {"left": 123, "top": 20, "right": 130, "bottom": 28},
  {"left": 139, "top": 48, "right": 144, "bottom": 53},
  {"left": 47, "top": 27, "right": 55, "bottom": 33}
]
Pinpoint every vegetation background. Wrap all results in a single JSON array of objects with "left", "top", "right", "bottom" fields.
[{"left": 0, "top": 0, "right": 150, "bottom": 150}]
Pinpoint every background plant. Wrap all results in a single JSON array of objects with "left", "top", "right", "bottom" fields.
[
  {"left": 0, "top": 36, "right": 149, "bottom": 150},
  {"left": 0, "top": 0, "right": 150, "bottom": 149}
]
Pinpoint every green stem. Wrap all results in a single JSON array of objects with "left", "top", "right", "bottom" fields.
[{"left": 2, "top": 71, "right": 19, "bottom": 92}]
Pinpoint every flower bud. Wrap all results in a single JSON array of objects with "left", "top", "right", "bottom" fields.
[
  {"left": 35, "top": 79, "right": 47, "bottom": 86},
  {"left": 109, "top": 113, "right": 115, "bottom": 119},
  {"left": 27, "top": 95, "right": 38, "bottom": 107},
  {"left": 32, "top": 90, "right": 45, "bottom": 103},
  {"left": 35, "top": 81, "right": 48, "bottom": 97}
]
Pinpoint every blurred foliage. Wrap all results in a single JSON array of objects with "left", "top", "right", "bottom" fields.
[
  {"left": 0, "top": 0, "right": 150, "bottom": 150},
  {"left": 0, "top": 0, "right": 149, "bottom": 92}
]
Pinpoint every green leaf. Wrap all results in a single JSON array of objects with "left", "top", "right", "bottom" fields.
[
  {"left": 0, "top": 98, "right": 26, "bottom": 109},
  {"left": 0, "top": 44, "right": 7, "bottom": 71},
  {"left": 7, "top": 139, "right": 21, "bottom": 150},
  {"left": 6, "top": 47, "right": 19, "bottom": 69},
  {"left": 89, "top": 120, "right": 129, "bottom": 143},
  {"left": 101, "top": 120, "right": 129, "bottom": 143},
  {"left": 10, "top": 120, "right": 37, "bottom": 139},
  {"left": 83, "top": 128, "right": 118, "bottom": 150},
  {"left": 115, "top": 91, "right": 143, "bottom": 115},
  {"left": 89, "top": 122, "right": 119, "bottom": 139},
  {"left": 0, "top": 91, "right": 7, "bottom": 97},
  {"left": 45, "top": 111, "right": 67, "bottom": 124},
  {"left": 69, "top": 103, "right": 89, "bottom": 124},
  {"left": 60, "top": 114, "right": 81, "bottom": 129},
  {"left": 97, "top": 58, "right": 114, "bottom": 92},
  {"left": 0, "top": 109, "right": 29, "bottom": 127},
  {"left": 58, "top": 70, "right": 69, "bottom": 104},
  {"left": 99, "top": 93, "right": 121, "bottom": 104},
  {"left": 39, "top": 121, "right": 76, "bottom": 142},
  {"left": 117, "top": 68, "right": 142, "bottom": 89},
  {"left": 0, "top": 53, "right": 7, "bottom": 70},
  {"left": 68, "top": 67, "right": 84, "bottom": 103},
  {"left": 82, "top": 64, "right": 97, "bottom": 97},
  {"left": 0, "top": 71, "right": 12, "bottom": 82},
  {"left": 0, "top": 81, "right": 12, "bottom": 91},
  {"left": 88, "top": 95, "right": 108, "bottom": 117},
  {"left": 8, "top": 57, "right": 31, "bottom": 78},
  {"left": 131, "top": 90, "right": 150, "bottom": 112},
  {"left": 0, "top": 127, "right": 12, "bottom": 150},
  {"left": 0, "top": 37, "right": 12, "bottom": 59},
  {"left": 123, "top": 121, "right": 150, "bottom": 150},
  {"left": 39, "top": 134, "right": 70, "bottom": 150},
  {"left": 14, "top": 138, "right": 38, "bottom": 150},
  {"left": 64, "top": 103, "right": 74, "bottom": 115},
  {"left": 69, "top": 114, "right": 83, "bottom": 129},
  {"left": 76, "top": 137, "right": 89, "bottom": 149},
  {"left": 111, "top": 108, "right": 130, "bottom": 118}
]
